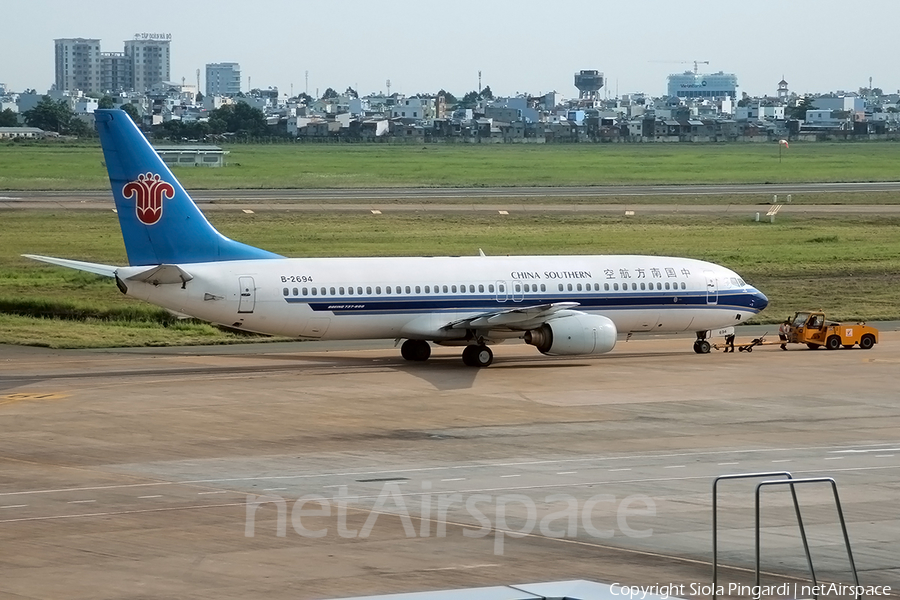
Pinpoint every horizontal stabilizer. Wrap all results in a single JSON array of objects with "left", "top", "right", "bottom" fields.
[
  {"left": 125, "top": 264, "right": 193, "bottom": 285},
  {"left": 444, "top": 302, "right": 581, "bottom": 330},
  {"left": 22, "top": 254, "right": 118, "bottom": 278}
]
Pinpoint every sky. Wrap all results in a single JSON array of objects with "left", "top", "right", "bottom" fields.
[{"left": 4, "top": 0, "right": 899, "bottom": 100}]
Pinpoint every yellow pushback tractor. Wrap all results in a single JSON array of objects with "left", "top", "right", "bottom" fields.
[{"left": 787, "top": 311, "right": 878, "bottom": 350}]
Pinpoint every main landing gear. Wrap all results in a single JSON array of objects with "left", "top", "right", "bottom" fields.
[
  {"left": 462, "top": 344, "right": 493, "bottom": 367},
  {"left": 400, "top": 339, "right": 494, "bottom": 367},
  {"left": 693, "top": 333, "right": 711, "bottom": 354}
]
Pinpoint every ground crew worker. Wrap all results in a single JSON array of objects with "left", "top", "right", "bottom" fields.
[{"left": 779, "top": 319, "right": 790, "bottom": 350}]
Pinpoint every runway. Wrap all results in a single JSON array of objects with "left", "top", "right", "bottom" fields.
[
  {"left": 6, "top": 181, "right": 900, "bottom": 201},
  {"left": 0, "top": 182, "right": 900, "bottom": 217},
  {"left": 0, "top": 331, "right": 898, "bottom": 599},
  {"left": 2, "top": 182, "right": 900, "bottom": 216}
]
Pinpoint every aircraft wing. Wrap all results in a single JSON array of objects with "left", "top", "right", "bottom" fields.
[
  {"left": 443, "top": 302, "right": 580, "bottom": 331},
  {"left": 22, "top": 254, "right": 118, "bottom": 278}
]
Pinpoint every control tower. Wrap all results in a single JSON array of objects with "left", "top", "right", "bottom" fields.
[{"left": 574, "top": 70, "right": 604, "bottom": 101}]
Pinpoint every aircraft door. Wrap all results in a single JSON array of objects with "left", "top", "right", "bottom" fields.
[
  {"left": 704, "top": 271, "right": 718, "bottom": 305},
  {"left": 495, "top": 281, "right": 508, "bottom": 303},
  {"left": 238, "top": 276, "right": 256, "bottom": 313}
]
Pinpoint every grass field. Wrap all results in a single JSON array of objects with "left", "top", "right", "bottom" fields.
[
  {"left": 3, "top": 141, "right": 900, "bottom": 190},
  {"left": 2, "top": 210, "right": 898, "bottom": 348}
]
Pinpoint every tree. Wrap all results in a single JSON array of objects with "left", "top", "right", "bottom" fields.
[
  {"left": 209, "top": 102, "right": 268, "bottom": 137},
  {"left": 458, "top": 90, "right": 480, "bottom": 109},
  {"left": 345, "top": 87, "right": 358, "bottom": 99},
  {"left": 153, "top": 118, "right": 211, "bottom": 142},
  {"left": 98, "top": 96, "right": 116, "bottom": 109},
  {"left": 22, "top": 96, "right": 72, "bottom": 133},
  {"left": 437, "top": 89, "right": 457, "bottom": 105},
  {"left": 195, "top": 92, "right": 204, "bottom": 103},
  {"left": 480, "top": 86, "right": 494, "bottom": 100},
  {"left": 0, "top": 108, "right": 18, "bottom": 127},
  {"left": 294, "top": 92, "right": 313, "bottom": 105},
  {"left": 120, "top": 103, "right": 141, "bottom": 123},
  {"left": 789, "top": 95, "right": 817, "bottom": 120},
  {"left": 321, "top": 87, "right": 339, "bottom": 100},
  {"left": 67, "top": 117, "right": 92, "bottom": 138}
]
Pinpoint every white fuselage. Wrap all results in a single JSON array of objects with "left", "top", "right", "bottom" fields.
[{"left": 117, "top": 254, "right": 767, "bottom": 343}]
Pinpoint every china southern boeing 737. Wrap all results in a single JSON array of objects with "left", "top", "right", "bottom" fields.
[{"left": 24, "top": 109, "right": 768, "bottom": 367}]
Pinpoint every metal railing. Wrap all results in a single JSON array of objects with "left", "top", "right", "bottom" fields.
[
  {"left": 713, "top": 472, "right": 813, "bottom": 600},
  {"left": 755, "top": 477, "right": 860, "bottom": 600},
  {"left": 712, "top": 471, "right": 860, "bottom": 600}
]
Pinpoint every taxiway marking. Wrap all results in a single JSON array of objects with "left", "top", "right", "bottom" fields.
[{"left": 1, "top": 443, "right": 895, "bottom": 498}]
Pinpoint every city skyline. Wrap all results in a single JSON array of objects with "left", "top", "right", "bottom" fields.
[{"left": 4, "top": 0, "right": 899, "bottom": 99}]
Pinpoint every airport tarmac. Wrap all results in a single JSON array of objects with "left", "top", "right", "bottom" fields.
[{"left": 0, "top": 331, "right": 898, "bottom": 599}]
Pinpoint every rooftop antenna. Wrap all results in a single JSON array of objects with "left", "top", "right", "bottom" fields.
[
  {"left": 478, "top": 70, "right": 482, "bottom": 93},
  {"left": 386, "top": 79, "right": 391, "bottom": 95},
  {"left": 196, "top": 68, "right": 200, "bottom": 94},
  {"left": 305, "top": 70, "right": 308, "bottom": 95}
]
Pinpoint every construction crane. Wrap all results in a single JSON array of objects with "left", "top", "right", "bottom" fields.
[{"left": 651, "top": 60, "right": 710, "bottom": 74}]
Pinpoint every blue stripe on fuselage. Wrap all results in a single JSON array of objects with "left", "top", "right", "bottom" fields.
[{"left": 283, "top": 291, "right": 763, "bottom": 315}]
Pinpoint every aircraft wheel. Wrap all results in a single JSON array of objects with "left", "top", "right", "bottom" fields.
[
  {"left": 825, "top": 335, "right": 842, "bottom": 350},
  {"left": 401, "top": 339, "right": 431, "bottom": 361},
  {"left": 695, "top": 340, "right": 711, "bottom": 354},
  {"left": 860, "top": 334, "right": 876, "bottom": 350},
  {"left": 462, "top": 344, "right": 493, "bottom": 367}
]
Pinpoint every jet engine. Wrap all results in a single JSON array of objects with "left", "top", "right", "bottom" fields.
[{"left": 524, "top": 314, "right": 617, "bottom": 356}]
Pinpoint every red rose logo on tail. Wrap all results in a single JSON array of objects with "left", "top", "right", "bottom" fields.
[{"left": 123, "top": 172, "right": 175, "bottom": 225}]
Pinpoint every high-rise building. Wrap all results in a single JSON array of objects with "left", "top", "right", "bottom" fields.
[
  {"left": 124, "top": 37, "right": 171, "bottom": 92},
  {"left": 55, "top": 34, "right": 172, "bottom": 94},
  {"left": 206, "top": 62, "right": 241, "bottom": 97},
  {"left": 100, "top": 52, "right": 131, "bottom": 93},
  {"left": 54, "top": 38, "right": 102, "bottom": 93},
  {"left": 667, "top": 71, "right": 738, "bottom": 100}
]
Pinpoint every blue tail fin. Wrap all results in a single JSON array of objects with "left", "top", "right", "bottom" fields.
[{"left": 95, "top": 109, "right": 281, "bottom": 265}]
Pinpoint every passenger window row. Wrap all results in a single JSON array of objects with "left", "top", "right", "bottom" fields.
[
  {"left": 557, "top": 281, "right": 687, "bottom": 292},
  {"left": 282, "top": 280, "right": 686, "bottom": 297}
]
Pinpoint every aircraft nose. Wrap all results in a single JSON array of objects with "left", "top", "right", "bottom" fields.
[{"left": 752, "top": 289, "right": 769, "bottom": 311}]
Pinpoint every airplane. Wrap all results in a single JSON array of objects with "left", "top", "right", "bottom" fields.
[{"left": 24, "top": 109, "right": 769, "bottom": 367}]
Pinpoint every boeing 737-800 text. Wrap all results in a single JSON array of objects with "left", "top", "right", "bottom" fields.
[{"left": 25, "top": 109, "right": 768, "bottom": 367}]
